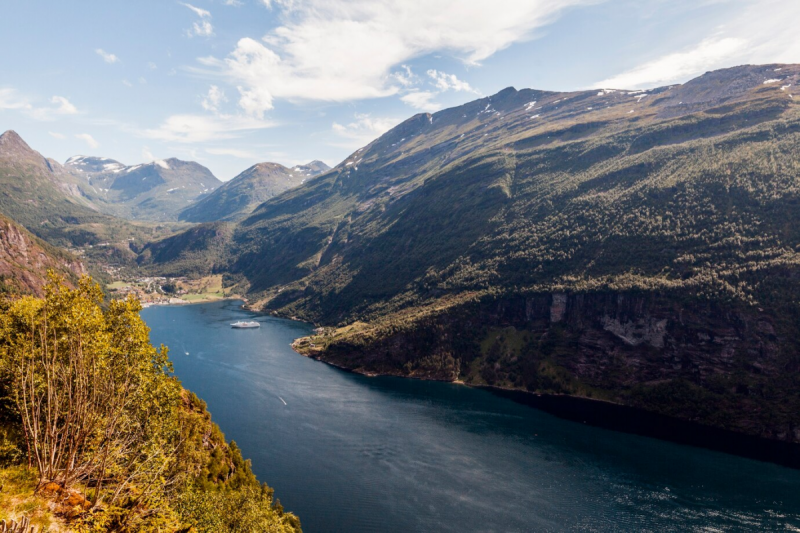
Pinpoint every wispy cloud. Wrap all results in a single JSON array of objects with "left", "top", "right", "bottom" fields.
[
  {"left": 183, "top": 3, "right": 214, "bottom": 37},
  {"left": 427, "top": 70, "right": 478, "bottom": 93},
  {"left": 143, "top": 113, "right": 274, "bottom": 143},
  {"left": 0, "top": 89, "right": 79, "bottom": 121},
  {"left": 75, "top": 133, "right": 99, "bottom": 149},
  {"left": 205, "top": 147, "right": 258, "bottom": 158},
  {"left": 595, "top": 0, "right": 800, "bottom": 89},
  {"left": 595, "top": 36, "right": 746, "bottom": 89},
  {"left": 401, "top": 91, "right": 441, "bottom": 112},
  {"left": 196, "top": 0, "right": 595, "bottom": 117},
  {"left": 201, "top": 85, "right": 228, "bottom": 113},
  {"left": 48, "top": 131, "right": 65, "bottom": 140},
  {"left": 331, "top": 113, "right": 401, "bottom": 147},
  {"left": 0, "top": 88, "right": 30, "bottom": 112},
  {"left": 181, "top": 2, "right": 211, "bottom": 17},
  {"left": 95, "top": 48, "right": 119, "bottom": 64},
  {"left": 49, "top": 96, "right": 78, "bottom": 115}
]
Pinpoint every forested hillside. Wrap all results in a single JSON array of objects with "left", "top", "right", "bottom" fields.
[
  {"left": 0, "top": 275, "right": 301, "bottom": 532},
  {"left": 145, "top": 64, "right": 800, "bottom": 443}
]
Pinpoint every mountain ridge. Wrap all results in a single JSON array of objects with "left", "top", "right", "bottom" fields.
[
  {"left": 64, "top": 154, "right": 222, "bottom": 221},
  {"left": 179, "top": 159, "right": 330, "bottom": 222},
  {"left": 142, "top": 63, "right": 800, "bottom": 445}
]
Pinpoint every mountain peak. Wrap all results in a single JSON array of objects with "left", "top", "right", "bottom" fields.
[
  {"left": 0, "top": 130, "right": 33, "bottom": 153},
  {"left": 0, "top": 130, "right": 48, "bottom": 167},
  {"left": 303, "top": 160, "right": 331, "bottom": 172}
]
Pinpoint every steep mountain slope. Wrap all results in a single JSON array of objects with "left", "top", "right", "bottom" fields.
[
  {"left": 0, "top": 131, "right": 120, "bottom": 243},
  {"left": 0, "top": 131, "right": 186, "bottom": 270},
  {"left": 179, "top": 160, "right": 330, "bottom": 222},
  {"left": 65, "top": 156, "right": 222, "bottom": 221},
  {"left": 0, "top": 212, "right": 85, "bottom": 295},
  {"left": 144, "top": 64, "right": 800, "bottom": 443}
]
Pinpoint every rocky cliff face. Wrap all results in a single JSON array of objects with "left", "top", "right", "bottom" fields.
[
  {"left": 0, "top": 214, "right": 85, "bottom": 295},
  {"left": 299, "top": 290, "right": 800, "bottom": 444}
]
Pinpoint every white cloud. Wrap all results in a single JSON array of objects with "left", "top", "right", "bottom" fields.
[
  {"left": 122, "top": 79, "right": 133, "bottom": 87},
  {"left": 48, "top": 131, "right": 66, "bottom": 140},
  {"left": 205, "top": 147, "right": 258, "bottom": 158},
  {"left": 332, "top": 113, "right": 401, "bottom": 146},
  {"left": 143, "top": 113, "right": 274, "bottom": 143},
  {"left": 142, "top": 146, "right": 156, "bottom": 161},
  {"left": 595, "top": 0, "right": 800, "bottom": 89},
  {"left": 595, "top": 37, "right": 746, "bottom": 89},
  {"left": 0, "top": 88, "right": 30, "bottom": 112},
  {"left": 223, "top": 0, "right": 243, "bottom": 5},
  {"left": 427, "top": 69, "right": 478, "bottom": 93},
  {"left": 75, "top": 133, "right": 99, "bottom": 149},
  {"left": 49, "top": 96, "right": 78, "bottom": 115},
  {"left": 391, "top": 65, "right": 418, "bottom": 87},
  {"left": 95, "top": 48, "right": 119, "bottom": 64},
  {"left": 197, "top": 0, "right": 594, "bottom": 115},
  {"left": 182, "top": 2, "right": 211, "bottom": 18},
  {"left": 0, "top": 89, "right": 79, "bottom": 121},
  {"left": 401, "top": 91, "right": 441, "bottom": 112},
  {"left": 189, "top": 20, "right": 214, "bottom": 37},
  {"left": 202, "top": 85, "right": 228, "bottom": 113},
  {"left": 183, "top": 3, "right": 214, "bottom": 37},
  {"left": 148, "top": 62, "right": 158, "bottom": 70}
]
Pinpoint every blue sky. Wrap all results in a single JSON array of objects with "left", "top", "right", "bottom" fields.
[{"left": 1, "top": 0, "right": 798, "bottom": 180}]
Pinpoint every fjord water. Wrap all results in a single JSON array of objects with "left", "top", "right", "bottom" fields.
[{"left": 142, "top": 301, "right": 800, "bottom": 532}]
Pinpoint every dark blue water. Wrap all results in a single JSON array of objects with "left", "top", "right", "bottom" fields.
[{"left": 142, "top": 300, "right": 800, "bottom": 532}]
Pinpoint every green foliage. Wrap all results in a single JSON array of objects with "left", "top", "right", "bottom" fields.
[
  {"left": 148, "top": 70, "right": 800, "bottom": 333},
  {"left": 0, "top": 273, "right": 300, "bottom": 531},
  {"left": 175, "top": 484, "right": 301, "bottom": 533}
]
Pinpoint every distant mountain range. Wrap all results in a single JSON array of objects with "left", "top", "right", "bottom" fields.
[
  {"left": 0, "top": 130, "right": 140, "bottom": 249},
  {"left": 64, "top": 155, "right": 222, "bottom": 221},
  {"left": 179, "top": 160, "right": 330, "bottom": 222},
  {"left": 0, "top": 128, "right": 328, "bottom": 270}
]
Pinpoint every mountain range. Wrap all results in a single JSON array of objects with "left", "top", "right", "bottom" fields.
[
  {"left": 141, "top": 63, "right": 800, "bottom": 444},
  {"left": 64, "top": 155, "right": 221, "bottom": 221},
  {"left": 2, "top": 63, "right": 800, "bottom": 446},
  {"left": 179, "top": 160, "right": 330, "bottom": 222}
]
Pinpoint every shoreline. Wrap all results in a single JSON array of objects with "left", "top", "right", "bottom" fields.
[
  {"left": 292, "top": 343, "right": 800, "bottom": 470},
  {"left": 140, "top": 294, "right": 244, "bottom": 308}
]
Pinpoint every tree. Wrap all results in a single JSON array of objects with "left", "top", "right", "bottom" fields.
[{"left": 0, "top": 273, "right": 182, "bottom": 511}]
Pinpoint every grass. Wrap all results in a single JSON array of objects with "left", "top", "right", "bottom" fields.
[
  {"left": 0, "top": 466, "right": 62, "bottom": 532},
  {"left": 178, "top": 275, "right": 228, "bottom": 302}
]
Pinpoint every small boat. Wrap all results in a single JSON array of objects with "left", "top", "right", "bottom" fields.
[{"left": 231, "top": 320, "right": 260, "bottom": 329}]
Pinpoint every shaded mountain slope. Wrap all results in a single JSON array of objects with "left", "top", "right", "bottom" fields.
[
  {"left": 144, "top": 64, "right": 800, "bottom": 443},
  {"left": 228, "top": 64, "right": 800, "bottom": 316},
  {"left": 179, "top": 160, "right": 330, "bottom": 223}
]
